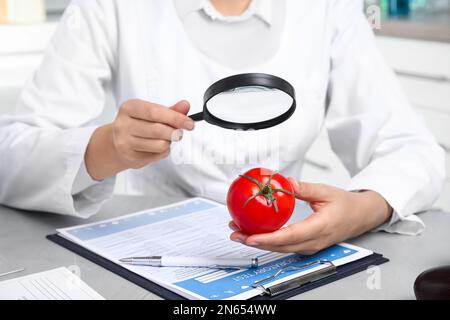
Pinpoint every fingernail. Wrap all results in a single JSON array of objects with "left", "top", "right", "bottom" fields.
[
  {"left": 180, "top": 100, "right": 190, "bottom": 108},
  {"left": 172, "top": 129, "right": 184, "bottom": 142},
  {"left": 232, "top": 237, "right": 244, "bottom": 244},
  {"left": 183, "top": 120, "right": 195, "bottom": 130},
  {"left": 246, "top": 241, "right": 259, "bottom": 246}
]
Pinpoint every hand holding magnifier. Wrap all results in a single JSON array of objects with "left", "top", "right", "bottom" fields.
[{"left": 189, "top": 73, "right": 297, "bottom": 130}]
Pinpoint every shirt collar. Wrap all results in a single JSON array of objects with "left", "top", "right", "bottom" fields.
[{"left": 174, "top": 0, "right": 273, "bottom": 26}]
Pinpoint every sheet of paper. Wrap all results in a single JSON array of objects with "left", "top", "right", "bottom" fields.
[
  {"left": 57, "top": 198, "right": 373, "bottom": 300},
  {"left": 0, "top": 267, "right": 104, "bottom": 300}
]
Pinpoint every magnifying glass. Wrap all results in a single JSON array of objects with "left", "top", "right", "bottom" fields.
[{"left": 189, "top": 73, "right": 296, "bottom": 130}]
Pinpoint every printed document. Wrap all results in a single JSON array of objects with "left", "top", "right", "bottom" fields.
[{"left": 57, "top": 198, "right": 372, "bottom": 300}]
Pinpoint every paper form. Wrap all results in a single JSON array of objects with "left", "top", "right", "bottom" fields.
[
  {"left": 57, "top": 198, "right": 373, "bottom": 300},
  {"left": 0, "top": 267, "right": 104, "bottom": 300}
]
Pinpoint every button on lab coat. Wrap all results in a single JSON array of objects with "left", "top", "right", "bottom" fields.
[{"left": 0, "top": 0, "right": 445, "bottom": 235}]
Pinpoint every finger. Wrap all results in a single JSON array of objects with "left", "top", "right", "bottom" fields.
[
  {"left": 289, "top": 179, "right": 335, "bottom": 202},
  {"left": 127, "top": 100, "right": 195, "bottom": 130},
  {"left": 129, "top": 119, "right": 182, "bottom": 142},
  {"left": 170, "top": 100, "right": 190, "bottom": 115},
  {"left": 150, "top": 149, "right": 171, "bottom": 161},
  {"left": 228, "top": 221, "right": 240, "bottom": 232},
  {"left": 288, "top": 177, "right": 301, "bottom": 198},
  {"left": 129, "top": 137, "right": 171, "bottom": 153},
  {"left": 249, "top": 240, "right": 322, "bottom": 255},
  {"left": 230, "top": 231, "right": 249, "bottom": 244},
  {"left": 244, "top": 217, "right": 322, "bottom": 247}
]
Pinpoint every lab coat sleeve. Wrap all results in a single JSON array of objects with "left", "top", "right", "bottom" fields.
[
  {"left": 0, "top": 0, "right": 118, "bottom": 218},
  {"left": 325, "top": 0, "right": 446, "bottom": 235},
  {"left": 72, "top": 160, "right": 105, "bottom": 195}
]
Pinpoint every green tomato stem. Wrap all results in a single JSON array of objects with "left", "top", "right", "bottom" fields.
[{"left": 240, "top": 172, "right": 295, "bottom": 213}]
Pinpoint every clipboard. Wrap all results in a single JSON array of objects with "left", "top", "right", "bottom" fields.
[{"left": 47, "top": 233, "right": 388, "bottom": 300}]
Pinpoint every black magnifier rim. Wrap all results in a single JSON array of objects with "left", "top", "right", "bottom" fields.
[{"left": 203, "top": 73, "right": 296, "bottom": 130}]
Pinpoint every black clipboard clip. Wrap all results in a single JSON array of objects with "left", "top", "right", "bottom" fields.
[{"left": 252, "top": 260, "right": 337, "bottom": 297}]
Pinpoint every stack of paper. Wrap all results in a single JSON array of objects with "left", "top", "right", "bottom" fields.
[{"left": 0, "top": 267, "right": 104, "bottom": 300}]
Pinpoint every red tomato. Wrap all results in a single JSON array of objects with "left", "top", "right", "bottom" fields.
[{"left": 227, "top": 168, "right": 296, "bottom": 235}]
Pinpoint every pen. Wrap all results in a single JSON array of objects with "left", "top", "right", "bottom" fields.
[{"left": 119, "top": 256, "right": 258, "bottom": 269}]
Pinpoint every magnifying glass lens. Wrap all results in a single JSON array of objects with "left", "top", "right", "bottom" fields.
[{"left": 206, "top": 86, "right": 294, "bottom": 124}]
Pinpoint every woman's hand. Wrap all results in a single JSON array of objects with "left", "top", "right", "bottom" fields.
[
  {"left": 229, "top": 178, "right": 393, "bottom": 255},
  {"left": 85, "top": 99, "right": 194, "bottom": 180}
]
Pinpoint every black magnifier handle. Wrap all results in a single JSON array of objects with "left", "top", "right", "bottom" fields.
[{"left": 189, "top": 112, "right": 204, "bottom": 122}]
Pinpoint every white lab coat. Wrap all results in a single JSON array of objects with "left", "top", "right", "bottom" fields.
[{"left": 0, "top": 0, "right": 445, "bottom": 235}]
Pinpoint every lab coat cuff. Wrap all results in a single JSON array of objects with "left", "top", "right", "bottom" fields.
[
  {"left": 64, "top": 126, "right": 116, "bottom": 218},
  {"left": 372, "top": 210, "right": 425, "bottom": 236},
  {"left": 72, "top": 160, "right": 103, "bottom": 194},
  {"left": 346, "top": 176, "right": 425, "bottom": 236}
]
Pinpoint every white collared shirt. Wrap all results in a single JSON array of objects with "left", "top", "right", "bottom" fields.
[
  {"left": 172, "top": 0, "right": 286, "bottom": 69},
  {"left": 175, "top": 0, "right": 273, "bottom": 24}
]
